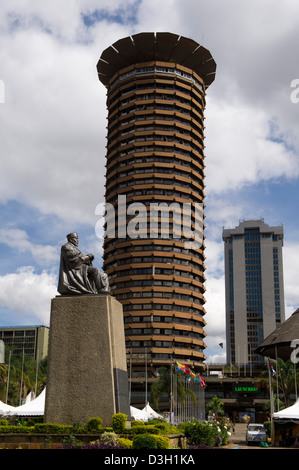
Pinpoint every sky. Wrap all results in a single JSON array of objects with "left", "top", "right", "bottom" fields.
[{"left": 1, "top": 0, "right": 299, "bottom": 364}]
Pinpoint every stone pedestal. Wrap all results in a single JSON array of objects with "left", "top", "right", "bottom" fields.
[{"left": 44, "top": 294, "right": 129, "bottom": 426}]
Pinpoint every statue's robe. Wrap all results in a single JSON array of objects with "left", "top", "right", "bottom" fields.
[{"left": 57, "top": 242, "right": 97, "bottom": 295}]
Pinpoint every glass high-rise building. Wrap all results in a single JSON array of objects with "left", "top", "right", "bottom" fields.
[
  {"left": 222, "top": 219, "right": 285, "bottom": 365},
  {"left": 97, "top": 33, "right": 216, "bottom": 386}
]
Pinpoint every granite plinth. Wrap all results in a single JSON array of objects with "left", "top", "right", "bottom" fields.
[{"left": 44, "top": 294, "right": 129, "bottom": 426}]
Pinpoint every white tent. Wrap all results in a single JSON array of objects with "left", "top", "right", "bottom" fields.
[
  {"left": 273, "top": 398, "right": 299, "bottom": 420},
  {"left": 0, "top": 400, "right": 16, "bottom": 415},
  {"left": 142, "top": 403, "right": 163, "bottom": 420},
  {"left": 130, "top": 406, "right": 148, "bottom": 421},
  {"left": 11, "top": 388, "right": 46, "bottom": 416}
]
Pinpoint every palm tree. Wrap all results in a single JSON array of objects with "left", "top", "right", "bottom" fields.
[
  {"left": 151, "top": 366, "right": 197, "bottom": 410},
  {"left": 206, "top": 395, "right": 225, "bottom": 417}
]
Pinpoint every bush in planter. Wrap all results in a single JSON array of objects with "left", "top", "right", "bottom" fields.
[
  {"left": 131, "top": 420, "right": 145, "bottom": 427},
  {"left": 183, "top": 421, "right": 217, "bottom": 447},
  {"left": 0, "top": 425, "right": 32, "bottom": 433},
  {"left": 153, "top": 434, "right": 170, "bottom": 449},
  {"left": 33, "top": 423, "right": 73, "bottom": 434},
  {"left": 128, "top": 424, "right": 157, "bottom": 435},
  {"left": 132, "top": 433, "right": 157, "bottom": 449},
  {"left": 112, "top": 413, "right": 127, "bottom": 434},
  {"left": 100, "top": 431, "right": 119, "bottom": 445},
  {"left": 118, "top": 437, "right": 133, "bottom": 449},
  {"left": 84, "top": 417, "right": 103, "bottom": 433}
]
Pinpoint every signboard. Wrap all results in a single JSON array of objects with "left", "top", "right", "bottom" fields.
[{"left": 234, "top": 385, "right": 259, "bottom": 392}]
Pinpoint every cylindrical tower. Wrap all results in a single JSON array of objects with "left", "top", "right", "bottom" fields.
[{"left": 97, "top": 33, "right": 216, "bottom": 387}]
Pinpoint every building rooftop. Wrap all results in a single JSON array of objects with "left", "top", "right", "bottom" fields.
[
  {"left": 97, "top": 32, "right": 216, "bottom": 88},
  {"left": 255, "top": 307, "right": 299, "bottom": 360},
  {"left": 222, "top": 219, "right": 283, "bottom": 240}
]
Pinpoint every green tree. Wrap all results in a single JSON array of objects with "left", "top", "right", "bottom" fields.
[
  {"left": 0, "top": 346, "right": 47, "bottom": 405},
  {"left": 263, "top": 394, "right": 285, "bottom": 413}
]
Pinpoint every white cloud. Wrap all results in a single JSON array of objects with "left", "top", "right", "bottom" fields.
[
  {"left": 0, "top": 266, "right": 57, "bottom": 324},
  {"left": 282, "top": 241, "right": 299, "bottom": 318},
  {"left": 0, "top": 229, "right": 59, "bottom": 266},
  {"left": 205, "top": 99, "right": 299, "bottom": 194}
]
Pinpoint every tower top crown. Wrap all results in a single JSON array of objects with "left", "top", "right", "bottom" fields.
[{"left": 97, "top": 32, "right": 216, "bottom": 88}]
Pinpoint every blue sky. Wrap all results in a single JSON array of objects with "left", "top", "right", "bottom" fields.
[{"left": 1, "top": 0, "right": 299, "bottom": 363}]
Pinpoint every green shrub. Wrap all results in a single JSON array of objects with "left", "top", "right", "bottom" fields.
[
  {"left": 100, "top": 431, "right": 119, "bottom": 445},
  {"left": 149, "top": 422, "right": 168, "bottom": 433},
  {"left": 183, "top": 421, "right": 217, "bottom": 447},
  {"left": 84, "top": 417, "right": 103, "bottom": 433},
  {"left": 128, "top": 424, "right": 157, "bottom": 435},
  {"left": 0, "top": 425, "right": 32, "bottom": 434},
  {"left": 112, "top": 413, "right": 127, "bottom": 434},
  {"left": 0, "top": 420, "right": 8, "bottom": 426},
  {"left": 132, "top": 433, "right": 157, "bottom": 449},
  {"left": 153, "top": 434, "right": 170, "bottom": 449},
  {"left": 118, "top": 437, "right": 133, "bottom": 449},
  {"left": 33, "top": 423, "right": 73, "bottom": 434},
  {"left": 131, "top": 420, "right": 145, "bottom": 427}
]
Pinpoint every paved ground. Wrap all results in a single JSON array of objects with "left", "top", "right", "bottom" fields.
[
  {"left": 225, "top": 423, "right": 295, "bottom": 449},
  {"left": 226, "top": 423, "right": 249, "bottom": 449}
]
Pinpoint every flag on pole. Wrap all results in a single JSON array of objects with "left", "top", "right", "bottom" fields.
[
  {"left": 267, "top": 359, "right": 276, "bottom": 376},
  {"left": 172, "top": 361, "right": 207, "bottom": 387},
  {"left": 200, "top": 377, "right": 207, "bottom": 388}
]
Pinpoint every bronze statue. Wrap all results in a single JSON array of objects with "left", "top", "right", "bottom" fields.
[{"left": 58, "top": 232, "right": 110, "bottom": 295}]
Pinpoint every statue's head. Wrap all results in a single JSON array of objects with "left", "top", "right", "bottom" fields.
[{"left": 67, "top": 232, "right": 79, "bottom": 245}]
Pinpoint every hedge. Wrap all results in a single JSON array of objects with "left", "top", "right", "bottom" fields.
[
  {"left": 0, "top": 425, "right": 33, "bottom": 434},
  {"left": 128, "top": 425, "right": 157, "bottom": 435},
  {"left": 33, "top": 423, "right": 74, "bottom": 434}
]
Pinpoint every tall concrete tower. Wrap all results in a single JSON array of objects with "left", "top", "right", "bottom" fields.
[{"left": 97, "top": 33, "right": 216, "bottom": 400}]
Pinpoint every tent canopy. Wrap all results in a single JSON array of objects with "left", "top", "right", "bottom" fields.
[
  {"left": 12, "top": 388, "right": 46, "bottom": 416},
  {"left": 143, "top": 403, "right": 163, "bottom": 420},
  {"left": 130, "top": 403, "right": 163, "bottom": 421},
  {"left": 130, "top": 406, "right": 148, "bottom": 421},
  {"left": 273, "top": 399, "right": 299, "bottom": 420},
  {"left": 0, "top": 389, "right": 45, "bottom": 417},
  {"left": 0, "top": 400, "right": 16, "bottom": 414}
]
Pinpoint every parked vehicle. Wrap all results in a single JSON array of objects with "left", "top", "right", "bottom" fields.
[{"left": 246, "top": 424, "right": 267, "bottom": 445}]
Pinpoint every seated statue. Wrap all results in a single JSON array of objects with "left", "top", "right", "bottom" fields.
[{"left": 58, "top": 232, "right": 110, "bottom": 295}]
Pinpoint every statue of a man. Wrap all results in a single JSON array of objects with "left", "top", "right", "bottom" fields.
[{"left": 57, "top": 232, "right": 110, "bottom": 295}]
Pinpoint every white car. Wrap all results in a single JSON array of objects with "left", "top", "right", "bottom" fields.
[{"left": 246, "top": 424, "right": 267, "bottom": 445}]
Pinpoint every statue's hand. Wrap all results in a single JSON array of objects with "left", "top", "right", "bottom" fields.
[{"left": 88, "top": 254, "right": 95, "bottom": 261}]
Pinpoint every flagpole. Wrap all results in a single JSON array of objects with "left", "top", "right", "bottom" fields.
[
  {"left": 170, "top": 359, "right": 173, "bottom": 424},
  {"left": 275, "top": 346, "right": 279, "bottom": 411},
  {"left": 19, "top": 348, "right": 25, "bottom": 406},
  {"left": 5, "top": 349, "right": 11, "bottom": 404},
  {"left": 129, "top": 348, "right": 132, "bottom": 405},
  {"left": 268, "top": 358, "right": 274, "bottom": 445},
  {"left": 145, "top": 346, "right": 147, "bottom": 405}
]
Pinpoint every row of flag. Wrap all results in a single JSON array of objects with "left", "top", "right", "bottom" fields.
[{"left": 172, "top": 361, "right": 207, "bottom": 388}]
